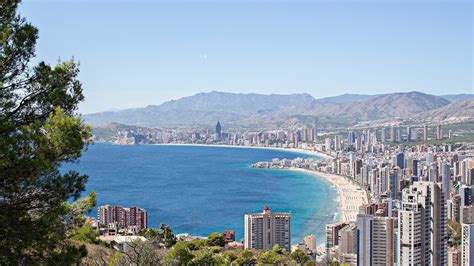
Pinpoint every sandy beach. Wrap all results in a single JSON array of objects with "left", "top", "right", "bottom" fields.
[{"left": 292, "top": 168, "right": 368, "bottom": 223}]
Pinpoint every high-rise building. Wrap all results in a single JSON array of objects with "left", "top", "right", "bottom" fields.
[
  {"left": 381, "top": 127, "right": 386, "bottom": 143},
  {"left": 396, "top": 152, "right": 405, "bottom": 169},
  {"left": 313, "top": 117, "right": 318, "bottom": 142},
  {"left": 303, "top": 234, "right": 317, "bottom": 252},
  {"left": 442, "top": 163, "right": 451, "bottom": 201},
  {"left": 437, "top": 125, "right": 443, "bottom": 140},
  {"left": 406, "top": 126, "right": 412, "bottom": 142},
  {"left": 461, "top": 223, "right": 474, "bottom": 266},
  {"left": 98, "top": 205, "right": 116, "bottom": 226},
  {"left": 461, "top": 206, "right": 474, "bottom": 224},
  {"left": 98, "top": 205, "right": 148, "bottom": 230},
  {"left": 423, "top": 125, "right": 428, "bottom": 141},
  {"left": 459, "top": 185, "right": 472, "bottom": 207},
  {"left": 398, "top": 181, "right": 447, "bottom": 265},
  {"left": 325, "top": 138, "right": 332, "bottom": 151},
  {"left": 389, "top": 169, "right": 400, "bottom": 199},
  {"left": 339, "top": 223, "right": 357, "bottom": 254},
  {"left": 215, "top": 121, "right": 222, "bottom": 139},
  {"left": 348, "top": 131, "right": 356, "bottom": 146},
  {"left": 357, "top": 214, "right": 396, "bottom": 265},
  {"left": 325, "top": 222, "right": 348, "bottom": 252},
  {"left": 391, "top": 126, "right": 396, "bottom": 142},
  {"left": 244, "top": 206, "right": 291, "bottom": 252},
  {"left": 334, "top": 135, "right": 341, "bottom": 151}
]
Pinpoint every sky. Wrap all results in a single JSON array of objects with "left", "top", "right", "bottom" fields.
[{"left": 20, "top": 0, "right": 473, "bottom": 114}]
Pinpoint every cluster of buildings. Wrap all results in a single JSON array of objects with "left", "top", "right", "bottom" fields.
[
  {"left": 96, "top": 205, "right": 148, "bottom": 236},
  {"left": 254, "top": 125, "right": 474, "bottom": 265},
  {"left": 94, "top": 120, "right": 474, "bottom": 265},
  {"left": 109, "top": 119, "right": 321, "bottom": 147},
  {"left": 105, "top": 117, "right": 461, "bottom": 150}
]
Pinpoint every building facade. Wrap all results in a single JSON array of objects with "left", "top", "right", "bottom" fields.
[
  {"left": 398, "top": 181, "right": 447, "bottom": 266},
  {"left": 244, "top": 206, "right": 291, "bottom": 251}
]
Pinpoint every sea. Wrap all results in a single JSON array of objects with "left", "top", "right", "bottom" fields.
[{"left": 63, "top": 143, "right": 339, "bottom": 244}]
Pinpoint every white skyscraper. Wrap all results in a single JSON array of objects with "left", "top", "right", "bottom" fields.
[
  {"left": 334, "top": 135, "right": 341, "bottom": 151},
  {"left": 244, "top": 206, "right": 291, "bottom": 252},
  {"left": 325, "top": 137, "right": 332, "bottom": 151},
  {"left": 461, "top": 223, "right": 474, "bottom": 266},
  {"left": 398, "top": 181, "right": 447, "bottom": 266}
]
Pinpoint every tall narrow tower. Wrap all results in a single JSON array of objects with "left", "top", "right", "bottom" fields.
[
  {"left": 215, "top": 121, "right": 222, "bottom": 139},
  {"left": 398, "top": 181, "right": 448, "bottom": 266},
  {"left": 313, "top": 117, "right": 318, "bottom": 142}
]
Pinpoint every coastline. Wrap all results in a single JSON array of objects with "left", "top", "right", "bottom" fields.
[
  {"left": 155, "top": 143, "right": 368, "bottom": 222},
  {"left": 291, "top": 168, "right": 368, "bottom": 223},
  {"left": 154, "top": 143, "right": 333, "bottom": 159}
]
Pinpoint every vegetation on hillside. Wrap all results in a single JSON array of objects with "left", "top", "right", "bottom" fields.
[{"left": 0, "top": 1, "right": 94, "bottom": 263}]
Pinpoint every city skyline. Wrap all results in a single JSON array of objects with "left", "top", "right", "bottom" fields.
[{"left": 20, "top": 0, "right": 473, "bottom": 113}]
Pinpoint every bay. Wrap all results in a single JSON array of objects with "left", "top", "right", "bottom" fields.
[{"left": 64, "top": 143, "right": 339, "bottom": 244}]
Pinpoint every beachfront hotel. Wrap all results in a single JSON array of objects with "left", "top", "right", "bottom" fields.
[{"left": 244, "top": 206, "right": 291, "bottom": 252}]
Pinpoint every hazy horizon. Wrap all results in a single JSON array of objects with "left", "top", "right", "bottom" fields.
[{"left": 20, "top": 0, "right": 473, "bottom": 113}]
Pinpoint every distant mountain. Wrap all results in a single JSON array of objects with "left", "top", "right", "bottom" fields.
[
  {"left": 415, "top": 98, "right": 474, "bottom": 123},
  {"left": 85, "top": 91, "right": 454, "bottom": 129},
  {"left": 440, "top": 94, "right": 474, "bottom": 103},
  {"left": 315, "top": 94, "right": 372, "bottom": 104},
  {"left": 332, "top": 91, "right": 450, "bottom": 121},
  {"left": 84, "top": 91, "right": 316, "bottom": 127}
]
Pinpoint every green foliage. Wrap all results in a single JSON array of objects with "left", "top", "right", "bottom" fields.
[
  {"left": 290, "top": 249, "right": 311, "bottom": 265},
  {"left": 186, "top": 239, "right": 208, "bottom": 251},
  {"left": 207, "top": 232, "right": 226, "bottom": 247},
  {"left": 223, "top": 250, "right": 237, "bottom": 263},
  {"left": 272, "top": 244, "right": 288, "bottom": 255},
  {"left": 0, "top": 1, "right": 91, "bottom": 264},
  {"left": 164, "top": 241, "right": 194, "bottom": 265},
  {"left": 258, "top": 249, "right": 283, "bottom": 265},
  {"left": 192, "top": 248, "right": 215, "bottom": 265},
  {"left": 140, "top": 223, "right": 177, "bottom": 248},
  {"left": 236, "top": 249, "right": 257, "bottom": 265},
  {"left": 108, "top": 251, "right": 123, "bottom": 266},
  {"left": 448, "top": 219, "right": 462, "bottom": 246},
  {"left": 69, "top": 223, "right": 99, "bottom": 244}
]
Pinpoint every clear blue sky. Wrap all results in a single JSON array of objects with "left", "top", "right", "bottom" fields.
[{"left": 20, "top": 0, "right": 472, "bottom": 114}]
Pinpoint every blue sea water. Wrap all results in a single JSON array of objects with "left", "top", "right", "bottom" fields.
[{"left": 64, "top": 143, "right": 338, "bottom": 244}]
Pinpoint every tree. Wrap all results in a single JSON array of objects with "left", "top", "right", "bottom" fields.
[
  {"left": 191, "top": 248, "right": 215, "bottom": 265},
  {"left": 236, "top": 249, "right": 256, "bottom": 265},
  {"left": 69, "top": 223, "right": 99, "bottom": 244},
  {"left": 140, "top": 223, "right": 177, "bottom": 248},
  {"left": 0, "top": 1, "right": 91, "bottom": 264},
  {"left": 164, "top": 241, "right": 194, "bottom": 265},
  {"left": 290, "top": 249, "right": 311, "bottom": 265},
  {"left": 119, "top": 239, "right": 161, "bottom": 265},
  {"left": 257, "top": 249, "right": 282, "bottom": 265},
  {"left": 272, "top": 244, "right": 288, "bottom": 255},
  {"left": 159, "top": 223, "right": 177, "bottom": 248},
  {"left": 207, "top": 232, "right": 226, "bottom": 247}
]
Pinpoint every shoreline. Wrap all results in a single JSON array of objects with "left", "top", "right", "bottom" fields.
[
  {"left": 153, "top": 143, "right": 333, "bottom": 159},
  {"left": 290, "top": 168, "right": 368, "bottom": 223}
]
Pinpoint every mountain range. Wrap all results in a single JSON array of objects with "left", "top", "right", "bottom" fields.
[{"left": 84, "top": 91, "right": 474, "bottom": 129}]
